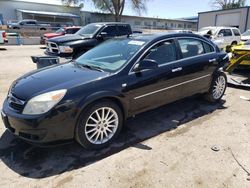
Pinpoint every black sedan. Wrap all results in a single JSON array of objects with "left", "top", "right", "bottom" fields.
[{"left": 1, "top": 33, "right": 229, "bottom": 149}]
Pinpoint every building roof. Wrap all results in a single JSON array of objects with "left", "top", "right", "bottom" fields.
[
  {"left": 16, "top": 9, "right": 81, "bottom": 18},
  {"left": 199, "top": 6, "right": 250, "bottom": 14}
]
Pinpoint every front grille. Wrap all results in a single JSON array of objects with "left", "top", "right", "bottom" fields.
[
  {"left": 46, "top": 42, "right": 59, "bottom": 54},
  {"left": 7, "top": 93, "right": 25, "bottom": 113}
]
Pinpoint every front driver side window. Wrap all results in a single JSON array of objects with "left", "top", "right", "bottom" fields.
[
  {"left": 143, "top": 40, "right": 177, "bottom": 65},
  {"left": 101, "top": 26, "right": 117, "bottom": 37}
]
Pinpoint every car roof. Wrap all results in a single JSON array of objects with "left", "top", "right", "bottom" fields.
[
  {"left": 130, "top": 33, "right": 209, "bottom": 42},
  {"left": 201, "top": 26, "right": 239, "bottom": 30},
  {"left": 64, "top": 26, "right": 81, "bottom": 29},
  {"left": 88, "top": 22, "right": 130, "bottom": 26}
]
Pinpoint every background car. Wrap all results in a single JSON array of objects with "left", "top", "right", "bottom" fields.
[
  {"left": 0, "top": 30, "right": 7, "bottom": 44},
  {"left": 241, "top": 29, "right": 250, "bottom": 41},
  {"left": 2, "top": 33, "right": 229, "bottom": 149},
  {"left": 198, "top": 26, "right": 241, "bottom": 49},
  {"left": 45, "top": 22, "right": 133, "bottom": 59},
  {"left": 40, "top": 26, "right": 81, "bottom": 45},
  {"left": 8, "top": 19, "right": 50, "bottom": 30}
]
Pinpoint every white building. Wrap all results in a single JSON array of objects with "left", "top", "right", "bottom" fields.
[{"left": 198, "top": 7, "right": 250, "bottom": 32}]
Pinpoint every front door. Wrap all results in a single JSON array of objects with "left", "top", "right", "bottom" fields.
[{"left": 126, "top": 39, "right": 184, "bottom": 115}]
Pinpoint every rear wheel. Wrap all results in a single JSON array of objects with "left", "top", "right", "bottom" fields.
[
  {"left": 75, "top": 100, "right": 123, "bottom": 149},
  {"left": 205, "top": 72, "right": 227, "bottom": 103}
]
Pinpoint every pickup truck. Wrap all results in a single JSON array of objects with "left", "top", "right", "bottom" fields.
[
  {"left": 8, "top": 19, "right": 50, "bottom": 30},
  {"left": 40, "top": 26, "right": 81, "bottom": 44},
  {"left": 0, "top": 30, "right": 7, "bottom": 44},
  {"left": 45, "top": 22, "right": 133, "bottom": 58}
]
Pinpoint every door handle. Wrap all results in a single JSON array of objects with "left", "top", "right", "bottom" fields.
[
  {"left": 209, "top": 58, "right": 217, "bottom": 63},
  {"left": 172, "top": 67, "right": 182, "bottom": 73}
]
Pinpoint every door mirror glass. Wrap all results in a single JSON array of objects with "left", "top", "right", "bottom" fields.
[
  {"left": 97, "top": 32, "right": 108, "bottom": 39},
  {"left": 218, "top": 33, "right": 224, "bottom": 38},
  {"left": 134, "top": 59, "right": 158, "bottom": 72}
]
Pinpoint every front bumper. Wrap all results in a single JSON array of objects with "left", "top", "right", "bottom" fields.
[
  {"left": 44, "top": 50, "right": 72, "bottom": 58},
  {"left": 1, "top": 99, "right": 76, "bottom": 145}
]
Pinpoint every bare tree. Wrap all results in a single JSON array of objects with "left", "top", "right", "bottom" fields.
[
  {"left": 211, "top": 0, "right": 246, "bottom": 9},
  {"left": 62, "top": 0, "right": 148, "bottom": 22}
]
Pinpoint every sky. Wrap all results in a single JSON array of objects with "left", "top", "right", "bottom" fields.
[{"left": 17, "top": 0, "right": 250, "bottom": 18}]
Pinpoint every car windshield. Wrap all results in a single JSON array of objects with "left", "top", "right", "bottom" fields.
[
  {"left": 75, "top": 38, "right": 146, "bottom": 72},
  {"left": 75, "top": 24, "right": 102, "bottom": 36},
  {"left": 56, "top": 28, "right": 65, "bottom": 33},
  {"left": 242, "top": 30, "right": 250, "bottom": 36}
]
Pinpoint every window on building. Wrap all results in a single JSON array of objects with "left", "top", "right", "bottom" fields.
[
  {"left": 134, "top": 21, "right": 141, "bottom": 26},
  {"left": 178, "top": 24, "right": 182, "bottom": 28}
]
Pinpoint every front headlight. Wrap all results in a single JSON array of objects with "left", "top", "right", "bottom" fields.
[
  {"left": 23, "top": 89, "right": 67, "bottom": 115},
  {"left": 59, "top": 46, "right": 73, "bottom": 53}
]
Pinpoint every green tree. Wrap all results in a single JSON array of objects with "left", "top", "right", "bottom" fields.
[
  {"left": 212, "top": 0, "right": 246, "bottom": 9},
  {"left": 62, "top": 0, "right": 148, "bottom": 22}
]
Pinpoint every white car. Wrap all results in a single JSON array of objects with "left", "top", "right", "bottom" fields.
[
  {"left": 241, "top": 30, "right": 250, "bottom": 41},
  {"left": 0, "top": 30, "right": 7, "bottom": 44},
  {"left": 198, "top": 26, "right": 241, "bottom": 49}
]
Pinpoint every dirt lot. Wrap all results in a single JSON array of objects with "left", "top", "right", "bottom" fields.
[{"left": 0, "top": 45, "right": 250, "bottom": 188}]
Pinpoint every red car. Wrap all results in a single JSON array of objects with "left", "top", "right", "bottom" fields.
[{"left": 40, "top": 26, "right": 81, "bottom": 44}]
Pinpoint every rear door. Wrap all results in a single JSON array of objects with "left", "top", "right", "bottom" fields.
[
  {"left": 126, "top": 39, "right": 184, "bottom": 114},
  {"left": 176, "top": 38, "right": 218, "bottom": 97}
]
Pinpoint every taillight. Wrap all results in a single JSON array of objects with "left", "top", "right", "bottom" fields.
[{"left": 2, "top": 32, "right": 6, "bottom": 38}]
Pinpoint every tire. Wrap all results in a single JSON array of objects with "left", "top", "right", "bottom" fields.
[
  {"left": 231, "top": 41, "right": 237, "bottom": 46},
  {"left": 205, "top": 72, "right": 227, "bottom": 103},
  {"left": 40, "top": 28, "right": 46, "bottom": 31},
  {"left": 75, "top": 100, "right": 123, "bottom": 149}
]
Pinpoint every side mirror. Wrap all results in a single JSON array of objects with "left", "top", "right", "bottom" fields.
[
  {"left": 97, "top": 32, "right": 108, "bottom": 39},
  {"left": 134, "top": 59, "right": 158, "bottom": 72},
  {"left": 218, "top": 33, "right": 224, "bottom": 38}
]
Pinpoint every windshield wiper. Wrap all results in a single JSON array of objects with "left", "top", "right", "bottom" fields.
[{"left": 78, "top": 64, "right": 104, "bottom": 72}]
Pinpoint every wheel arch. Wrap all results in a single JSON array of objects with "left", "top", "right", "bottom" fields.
[{"left": 75, "top": 91, "right": 128, "bottom": 123}]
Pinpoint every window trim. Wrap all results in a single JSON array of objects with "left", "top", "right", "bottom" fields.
[{"left": 128, "top": 36, "right": 216, "bottom": 75}]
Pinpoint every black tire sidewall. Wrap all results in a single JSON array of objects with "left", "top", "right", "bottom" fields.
[{"left": 75, "top": 100, "right": 123, "bottom": 149}]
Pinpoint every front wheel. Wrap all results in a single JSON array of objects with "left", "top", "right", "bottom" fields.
[
  {"left": 205, "top": 72, "right": 227, "bottom": 103},
  {"left": 75, "top": 100, "right": 123, "bottom": 149}
]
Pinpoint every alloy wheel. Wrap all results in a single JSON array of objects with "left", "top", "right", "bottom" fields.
[
  {"left": 84, "top": 107, "right": 119, "bottom": 144},
  {"left": 212, "top": 75, "right": 226, "bottom": 100}
]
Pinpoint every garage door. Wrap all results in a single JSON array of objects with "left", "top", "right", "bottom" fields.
[{"left": 216, "top": 12, "right": 241, "bottom": 27}]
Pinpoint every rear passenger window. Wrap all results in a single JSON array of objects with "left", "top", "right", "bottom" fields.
[
  {"left": 102, "top": 26, "right": 117, "bottom": 36},
  {"left": 178, "top": 39, "right": 204, "bottom": 58},
  {"left": 117, "top": 25, "right": 131, "bottom": 36},
  {"left": 233, "top": 29, "right": 241, "bottom": 36},
  {"left": 144, "top": 40, "right": 177, "bottom": 65},
  {"left": 203, "top": 42, "right": 214, "bottom": 53}
]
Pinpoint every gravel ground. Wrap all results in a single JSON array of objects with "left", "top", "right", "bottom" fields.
[{"left": 0, "top": 45, "right": 250, "bottom": 188}]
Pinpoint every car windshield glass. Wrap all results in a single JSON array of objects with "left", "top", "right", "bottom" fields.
[
  {"left": 56, "top": 28, "right": 65, "bottom": 33},
  {"left": 75, "top": 38, "right": 146, "bottom": 72},
  {"left": 242, "top": 30, "right": 250, "bottom": 36},
  {"left": 75, "top": 24, "right": 102, "bottom": 36}
]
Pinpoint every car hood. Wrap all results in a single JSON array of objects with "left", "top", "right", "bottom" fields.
[
  {"left": 48, "top": 34, "right": 91, "bottom": 43},
  {"left": 44, "top": 33, "right": 63, "bottom": 38},
  {"left": 10, "top": 63, "right": 109, "bottom": 100},
  {"left": 241, "top": 36, "right": 250, "bottom": 40}
]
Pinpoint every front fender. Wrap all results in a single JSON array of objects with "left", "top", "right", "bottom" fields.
[{"left": 75, "top": 90, "right": 128, "bottom": 120}]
